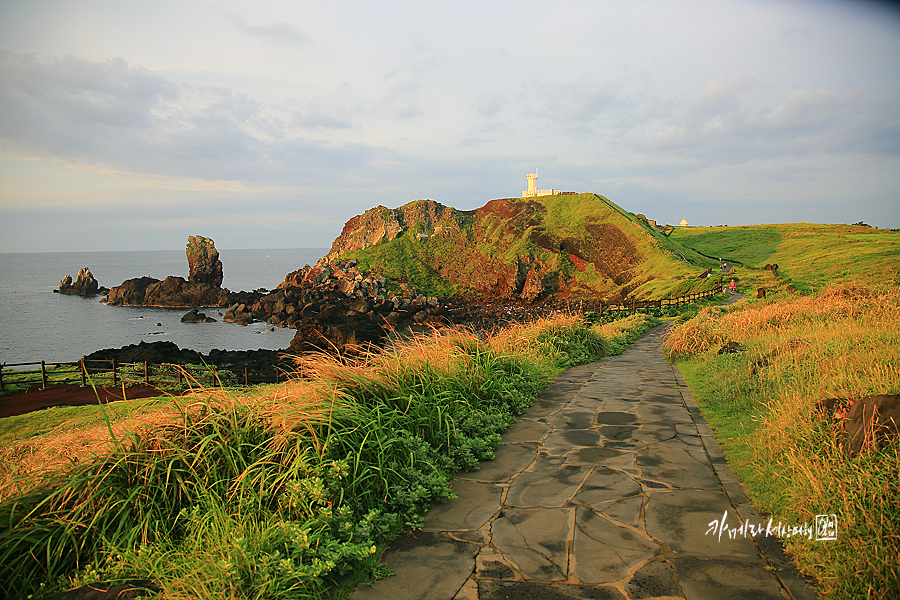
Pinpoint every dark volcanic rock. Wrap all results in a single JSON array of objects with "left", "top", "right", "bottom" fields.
[
  {"left": 84, "top": 341, "right": 291, "bottom": 375},
  {"left": 106, "top": 275, "right": 229, "bottom": 307},
  {"left": 843, "top": 395, "right": 900, "bottom": 456},
  {"left": 717, "top": 341, "right": 743, "bottom": 355},
  {"left": 106, "top": 276, "right": 161, "bottom": 305},
  {"left": 56, "top": 267, "right": 106, "bottom": 296},
  {"left": 181, "top": 309, "right": 217, "bottom": 323},
  {"left": 187, "top": 235, "right": 223, "bottom": 287},
  {"left": 105, "top": 236, "right": 230, "bottom": 307}
]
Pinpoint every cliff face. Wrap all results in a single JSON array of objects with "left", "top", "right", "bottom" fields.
[{"left": 324, "top": 194, "right": 702, "bottom": 302}]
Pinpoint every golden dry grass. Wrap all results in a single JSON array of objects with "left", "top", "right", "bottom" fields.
[
  {"left": 0, "top": 381, "right": 340, "bottom": 502},
  {"left": 667, "top": 283, "right": 900, "bottom": 598}
]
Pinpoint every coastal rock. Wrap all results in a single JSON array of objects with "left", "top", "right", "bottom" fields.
[
  {"left": 105, "top": 236, "right": 231, "bottom": 307},
  {"left": 180, "top": 309, "right": 217, "bottom": 323},
  {"left": 187, "top": 235, "right": 224, "bottom": 287},
  {"left": 106, "top": 276, "right": 229, "bottom": 307},
  {"left": 56, "top": 267, "right": 105, "bottom": 296},
  {"left": 106, "top": 276, "right": 161, "bottom": 306}
]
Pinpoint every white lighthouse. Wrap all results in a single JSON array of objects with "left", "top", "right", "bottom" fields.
[{"left": 522, "top": 171, "right": 559, "bottom": 198}]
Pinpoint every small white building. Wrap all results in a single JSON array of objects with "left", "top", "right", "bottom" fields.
[
  {"left": 680, "top": 217, "right": 688, "bottom": 227},
  {"left": 522, "top": 172, "right": 559, "bottom": 198}
]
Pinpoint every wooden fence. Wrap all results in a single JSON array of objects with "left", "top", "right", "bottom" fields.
[
  {"left": 0, "top": 358, "right": 289, "bottom": 393},
  {"left": 594, "top": 283, "right": 724, "bottom": 315}
]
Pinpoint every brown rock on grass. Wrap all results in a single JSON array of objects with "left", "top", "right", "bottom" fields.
[{"left": 842, "top": 395, "right": 900, "bottom": 456}]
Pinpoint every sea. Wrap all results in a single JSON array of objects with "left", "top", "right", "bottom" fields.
[{"left": 0, "top": 249, "right": 329, "bottom": 366}]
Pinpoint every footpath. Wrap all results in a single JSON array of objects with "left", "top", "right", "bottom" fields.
[{"left": 352, "top": 322, "right": 817, "bottom": 600}]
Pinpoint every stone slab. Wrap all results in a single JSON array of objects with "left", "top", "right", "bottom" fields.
[
  {"left": 572, "top": 507, "right": 660, "bottom": 583},
  {"left": 458, "top": 443, "right": 538, "bottom": 483},
  {"left": 644, "top": 490, "right": 759, "bottom": 558},
  {"left": 506, "top": 465, "right": 593, "bottom": 507},
  {"left": 491, "top": 508, "right": 572, "bottom": 581},
  {"left": 352, "top": 531, "right": 478, "bottom": 600},
  {"left": 671, "top": 556, "right": 785, "bottom": 600},
  {"left": 423, "top": 479, "right": 503, "bottom": 531}
]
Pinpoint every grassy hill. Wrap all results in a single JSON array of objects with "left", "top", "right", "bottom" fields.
[
  {"left": 331, "top": 194, "right": 720, "bottom": 302},
  {"left": 670, "top": 223, "right": 900, "bottom": 294}
]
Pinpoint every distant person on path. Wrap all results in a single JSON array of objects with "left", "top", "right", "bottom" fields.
[{"left": 729, "top": 279, "right": 736, "bottom": 293}]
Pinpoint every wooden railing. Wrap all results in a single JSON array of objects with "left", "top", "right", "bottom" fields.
[
  {"left": 0, "top": 358, "right": 289, "bottom": 393},
  {"left": 595, "top": 284, "right": 724, "bottom": 315}
]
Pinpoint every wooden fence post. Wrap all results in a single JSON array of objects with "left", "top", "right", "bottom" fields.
[
  {"left": 144, "top": 361, "right": 149, "bottom": 385},
  {"left": 112, "top": 359, "right": 117, "bottom": 386},
  {"left": 244, "top": 367, "right": 249, "bottom": 387},
  {"left": 40, "top": 361, "right": 47, "bottom": 390},
  {"left": 0, "top": 364, "right": 4, "bottom": 392},
  {"left": 81, "top": 357, "right": 86, "bottom": 387}
]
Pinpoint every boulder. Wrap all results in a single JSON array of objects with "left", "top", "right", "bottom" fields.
[
  {"left": 717, "top": 341, "right": 743, "bottom": 355},
  {"left": 843, "top": 395, "right": 900, "bottom": 456},
  {"left": 105, "top": 276, "right": 161, "bottom": 306},
  {"left": 56, "top": 267, "right": 104, "bottom": 296},
  {"left": 186, "top": 235, "right": 223, "bottom": 287},
  {"left": 180, "top": 309, "right": 217, "bottom": 323}
]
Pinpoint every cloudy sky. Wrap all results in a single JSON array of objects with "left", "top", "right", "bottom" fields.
[{"left": 1, "top": 0, "right": 898, "bottom": 252}]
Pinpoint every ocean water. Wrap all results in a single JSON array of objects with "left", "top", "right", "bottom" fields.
[{"left": 0, "top": 248, "right": 328, "bottom": 365}]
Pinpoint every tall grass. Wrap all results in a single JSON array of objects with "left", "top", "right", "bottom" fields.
[
  {"left": 665, "top": 284, "right": 900, "bottom": 599},
  {"left": 0, "top": 314, "right": 661, "bottom": 599}
]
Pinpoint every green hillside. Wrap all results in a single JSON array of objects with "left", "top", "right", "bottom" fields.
[
  {"left": 333, "top": 194, "right": 720, "bottom": 302},
  {"left": 670, "top": 223, "right": 900, "bottom": 293}
]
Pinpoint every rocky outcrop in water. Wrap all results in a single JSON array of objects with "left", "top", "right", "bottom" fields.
[
  {"left": 105, "top": 237, "right": 230, "bottom": 307},
  {"left": 228, "top": 259, "right": 446, "bottom": 352},
  {"left": 187, "top": 235, "right": 224, "bottom": 287},
  {"left": 181, "top": 309, "right": 217, "bottom": 323},
  {"left": 83, "top": 340, "right": 290, "bottom": 376},
  {"left": 56, "top": 267, "right": 106, "bottom": 296}
]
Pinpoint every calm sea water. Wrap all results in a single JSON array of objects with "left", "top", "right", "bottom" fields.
[{"left": 0, "top": 249, "right": 328, "bottom": 365}]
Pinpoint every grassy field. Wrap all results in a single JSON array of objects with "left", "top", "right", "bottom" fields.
[
  {"left": 0, "top": 312, "right": 661, "bottom": 599},
  {"left": 670, "top": 223, "right": 900, "bottom": 294},
  {"left": 665, "top": 284, "right": 900, "bottom": 599}
]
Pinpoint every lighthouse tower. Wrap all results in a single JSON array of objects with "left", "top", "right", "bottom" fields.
[
  {"left": 524, "top": 172, "right": 539, "bottom": 197},
  {"left": 522, "top": 171, "right": 559, "bottom": 198}
]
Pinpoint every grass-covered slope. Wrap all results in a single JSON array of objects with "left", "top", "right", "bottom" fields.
[
  {"left": 337, "top": 194, "right": 719, "bottom": 302},
  {"left": 670, "top": 223, "right": 900, "bottom": 294},
  {"left": 665, "top": 285, "right": 900, "bottom": 599}
]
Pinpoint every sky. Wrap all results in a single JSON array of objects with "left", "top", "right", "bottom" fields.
[{"left": 1, "top": 0, "right": 898, "bottom": 252}]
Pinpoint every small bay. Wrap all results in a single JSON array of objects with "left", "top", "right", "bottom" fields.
[{"left": 0, "top": 248, "right": 327, "bottom": 365}]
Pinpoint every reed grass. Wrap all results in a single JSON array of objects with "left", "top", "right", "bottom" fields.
[
  {"left": 0, "top": 314, "right": 659, "bottom": 599},
  {"left": 665, "top": 284, "right": 900, "bottom": 599}
]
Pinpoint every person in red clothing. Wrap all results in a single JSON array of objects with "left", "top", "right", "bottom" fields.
[{"left": 729, "top": 279, "right": 736, "bottom": 293}]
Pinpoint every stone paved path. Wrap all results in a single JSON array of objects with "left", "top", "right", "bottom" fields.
[{"left": 352, "top": 324, "right": 816, "bottom": 600}]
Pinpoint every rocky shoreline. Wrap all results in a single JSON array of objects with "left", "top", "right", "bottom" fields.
[{"left": 72, "top": 235, "right": 591, "bottom": 369}]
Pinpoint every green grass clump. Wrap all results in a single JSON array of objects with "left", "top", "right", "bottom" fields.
[
  {"left": 665, "top": 284, "right": 900, "bottom": 599},
  {"left": 0, "top": 315, "right": 629, "bottom": 599}
]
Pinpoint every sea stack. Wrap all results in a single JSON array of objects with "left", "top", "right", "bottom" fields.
[
  {"left": 56, "top": 267, "right": 105, "bottom": 296},
  {"left": 105, "top": 235, "right": 230, "bottom": 307},
  {"left": 187, "top": 235, "right": 224, "bottom": 287}
]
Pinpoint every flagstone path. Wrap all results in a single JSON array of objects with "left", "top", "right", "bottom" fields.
[{"left": 352, "top": 323, "right": 817, "bottom": 600}]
